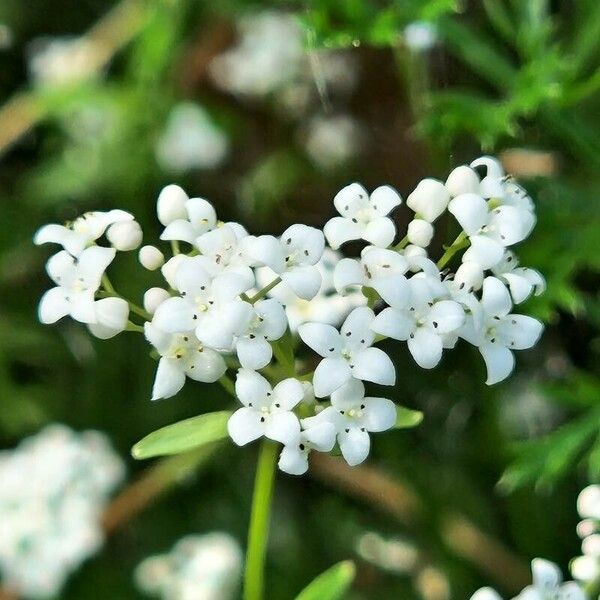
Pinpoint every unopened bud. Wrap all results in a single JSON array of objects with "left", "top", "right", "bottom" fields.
[
  {"left": 407, "top": 219, "right": 434, "bottom": 248},
  {"left": 157, "top": 184, "right": 188, "bottom": 226},
  {"left": 138, "top": 245, "right": 165, "bottom": 270},
  {"left": 445, "top": 166, "right": 480, "bottom": 197},
  {"left": 406, "top": 178, "right": 450, "bottom": 222},
  {"left": 107, "top": 220, "right": 142, "bottom": 251},
  {"left": 88, "top": 298, "right": 129, "bottom": 339},
  {"left": 143, "top": 288, "right": 171, "bottom": 314}
]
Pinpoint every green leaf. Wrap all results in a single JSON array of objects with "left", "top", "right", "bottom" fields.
[
  {"left": 395, "top": 406, "right": 424, "bottom": 429},
  {"left": 132, "top": 411, "right": 232, "bottom": 460},
  {"left": 295, "top": 561, "right": 355, "bottom": 600}
]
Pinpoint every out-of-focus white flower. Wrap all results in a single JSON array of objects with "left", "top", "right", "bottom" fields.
[
  {"left": 299, "top": 306, "right": 395, "bottom": 397},
  {"left": 139, "top": 246, "right": 165, "bottom": 271},
  {"left": 135, "top": 532, "right": 242, "bottom": 600},
  {"left": 302, "top": 114, "right": 363, "bottom": 170},
  {"left": 578, "top": 485, "right": 600, "bottom": 520},
  {"left": 209, "top": 12, "right": 303, "bottom": 98},
  {"left": 156, "top": 185, "right": 189, "bottom": 226},
  {"left": 0, "top": 24, "right": 13, "bottom": 50},
  {"left": 324, "top": 183, "right": 402, "bottom": 249},
  {"left": 156, "top": 103, "right": 229, "bottom": 173},
  {"left": 403, "top": 22, "right": 437, "bottom": 52},
  {"left": 106, "top": 220, "right": 143, "bottom": 251},
  {"left": 0, "top": 425, "right": 124, "bottom": 599}
]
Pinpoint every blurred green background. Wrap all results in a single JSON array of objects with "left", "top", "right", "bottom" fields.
[{"left": 0, "top": 0, "right": 599, "bottom": 598}]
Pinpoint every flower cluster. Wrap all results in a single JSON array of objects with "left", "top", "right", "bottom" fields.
[
  {"left": 135, "top": 532, "right": 242, "bottom": 600},
  {"left": 571, "top": 485, "right": 600, "bottom": 585},
  {"left": 0, "top": 425, "right": 125, "bottom": 598},
  {"left": 35, "top": 156, "right": 545, "bottom": 476},
  {"left": 470, "top": 559, "right": 585, "bottom": 600}
]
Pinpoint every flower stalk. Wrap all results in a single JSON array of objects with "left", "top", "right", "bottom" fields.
[{"left": 436, "top": 232, "right": 469, "bottom": 269}]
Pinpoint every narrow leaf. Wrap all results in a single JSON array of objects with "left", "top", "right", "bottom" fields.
[
  {"left": 395, "top": 406, "right": 424, "bottom": 429},
  {"left": 295, "top": 561, "right": 355, "bottom": 600},
  {"left": 132, "top": 411, "right": 232, "bottom": 460}
]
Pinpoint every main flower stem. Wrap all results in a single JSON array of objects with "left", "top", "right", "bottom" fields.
[
  {"left": 249, "top": 277, "right": 282, "bottom": 304},
  {"left": 244, "top": 439, "right": 278, "bottom": 600},
  {"left": 436, "top": 232, "right": 469, "bottom": 269}
]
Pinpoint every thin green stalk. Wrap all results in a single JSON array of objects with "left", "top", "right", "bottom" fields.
[
  {"left": 249, "top": 277, "right": 282, "bottom": 304},
  {"left": 244, "top": 440, "right": 278, "bottom": 600},
  {"left": 126, "top": 321, "right": 144, "bottom": 333},
  {"left": 170, "top": 240, "right": 180, "bottom": 255},
  {"left": 100, "top": 274, "right": 152, "bottom": 321},
  {"left": 436, "top": 232, "right": 469, "bottom": 269},
  {"left": 218, "top": 374, "right": 235, "bottom": 396},
  {"left": 393, "top": 235, "right": 409, "bottom": 251}
]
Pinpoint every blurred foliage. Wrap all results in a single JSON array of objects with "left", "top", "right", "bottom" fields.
[{"left": 0, "top": 0, "right": 599, "bottom": 599}]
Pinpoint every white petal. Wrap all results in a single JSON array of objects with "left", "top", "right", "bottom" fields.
[
  {"left": 497, "top": 315, "right": 543, "bottom": 350},
  {"left": 46, "top": 250, "right": 76, "bottom": 285},
  {"left": 372, "top": 274, "right": 410, "bottom": 308},
  {"left": 469, "top": 588, "right": 503, "bottom": 600},
  {"left": 463, "top": 235, "right": 504, "bottom": 269},
  {"left": 228, "top": 407, "right": 265, "bottom": 446},
  {"left": 77, "top": 246, "right": 116, "bottom": 287},
  {"left": 502, "top": 273, "right": 534, "bottom": 304},
  {"left": 407, "top": 328, "right": 443, "bottom": 369},
  {"left": 333, "top": 182, "right": 370, "bottom": 216},
  {"left": 298, "top": 322, "right": 341, "bottom": 357},
  {"left": 161, "top": 254, "right": 187, "bottom": 289},
  {"left": 213, "top": 272, "right": 254, "bottom": 302},
  {"left": 282, "top": 266, "right": 322, "bottom": 300},
  {"left": 323, "top": 216, "right": 364, "bottom": 249},
  {"left": 445, "top": 166, "right": 480, "bottom": 197},
  {"left": 144, "top": 322, "right": 172, "bottom": 353},
  {"left": 479, "top": 341, "right": 514, "bottom": 385},
  {"left": 88, "top": 298, "right": 129, "bottom": 338},
  {"left": 531, "top": 558, "right": 562, "bottom": 590},
  {"left": 362, "top": 397, "right": 397, "bottom": 432},
  {"left": 278, "top": 445, "right": 308, "bottom": 476},
  {"left": 339, "top": 428, "right": 370, "bottom": 466},
  {"left": 369, "top": 185, "right": 402, "bottom": 217},
  {"left": 313, "top": 357, "right": 352, "bottom": 398},
  {"left": 448, "top": 193, "right": 489, "bottom": 235},
  {"left": 371, "top": 307, "right": 414, "bottom": 341},
  {"left": 34, "top": 224, "right": 87, "bottom": 256},
  {"left": 153, "top": 297, "right": 196, "bottom": 333},
  {"left": 341, "top": 306, "right": 376, "bottom": 350},
  {"left": 272, "top": 378, "right": 304, "bottom": 410},
  {"left": 157, "top": 184, "right": 188, "bottom": 226},
  {"left": 406, "top": 178, "right": 450, "bottom": 222},
  {"left": 185, "top": 347, "right": 227, "bottom": 383},
  {"left": 426, "top": 300, "right": 465, "bottom": 334},
  {"left": 303, "top": 422, "right": 336, "bottom": 452},
  {"left": 255, "top": 298, "right": 287, "bottom": 339},
  {"left": 363, "top": 217, "right": 396, "bottom": 247},
  {"left": 174, "top": 256, "right": 212, "bottom": 296},
  {"left": 487, "top": 205, "right": 527, "bottom": 245},
  {"left": 244, "top": 235, "right": 286, "bottom": 272},
  {"left": 330, "top": 378, "right": 366, "bottom": 408},
  {"left": 351, "top": 347, "right": 396, "bottom": 385},
  {"left": 333, "top": 258, "right": 365, "bottom": 293},
  {"left": 196, "top": 225, "right": 236, "bottom": 257},
  {"left": 160, "top": 219, "right": 196, "bottom": 244},
  {"left": 38, "top": 287, "right": 70, "bottom": 324},
  {"left": 557, "top": 583, "right": 586, "bottom": 600},
  {"left": 481, "top": 277, "right": 512, "bottom": 317},
  {"left": 69, "top": 291, "right": 98, "bottom": 323},
  {"left": 237, "top": 337, "right": 273, "bottom": 370},
  {"left": 280, "top": 224, "right": 324, "bottom": 266},
  {"left": 197, "top": 304, "right": 251, "bottom": 350},
  {"left": 265, "top": 411, "right": 301, "bottom": 445},
  {"left": 185, "top": 198, "right": 217, "bottom": 231},
  {"left": 151, "top": 357, "right": 186, "bottom": 400},
  {"left": 235, "top": 369, "right": 271, "bottom": 407}
]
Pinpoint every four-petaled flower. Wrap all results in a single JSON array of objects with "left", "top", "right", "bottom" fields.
[
  {"left": 228, "top": 370, "right": 303, "bottom": 446},
  {"left": 492, "top": 251, "right": 546, "bottom": 304},
  {"left": 299, "top": 306, "right": 396, "bottom": 398},
  {"left": 160, "top": 197, "right": 217, "bottom": 245},
  {"left": 277, "top": 422, "right": 336, "bottom": 475},
  {"left": 324, "top": 183, "right": 402, "bottom": 249}
]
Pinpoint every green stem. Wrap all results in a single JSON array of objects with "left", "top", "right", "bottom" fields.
[
  {"left": 218, "top": 374, "right": 235, "bottom": 396},
  {"left": 244, "top": 440, "right": 278, "bottom": 600},
  {"left": 100, "top": 275, "right": 152, "bottom": 321},
  {"left": 171, "top": 240, "right": 180, "bottom": 256},
  {"left": 393, "top": 235, "right": 409, "bottom": 251},
  {"left": 436, "top": 232, "right": 469, "bottom": 269},
  {"left": 101, "top": 274, "right": 117, "bottom": 295},
  {"left": 249, "top": 277, "right": 282, "bottom": 304},
  {"left": 126, "top": 321, "right": 144, "bottom": 333}
]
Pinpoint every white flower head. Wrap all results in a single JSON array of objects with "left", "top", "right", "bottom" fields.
[
  {"left": 299, "top": 306, "right": 396, "bottom": 398},
  {"left": 406, "top": 178, "right": 450, "bottom": 223},
  {"left": 278, "top": 422, "right": 336, "bottom": 475},
  {"left": 372, "top": 276, "right": 465, "bottom": 369},
  {"left": 38, "top": 246, "right": 116, "bottom": 325},
  {"left": 34, "top": 209, "right": 133, "bottom": 256},
  {"left": 228, "top": 370, "right": 303, "bottom": 446},
  {"left": 144, "top": 322, "right": 227, "bottom": 400},
  {"left": 324, "top": 183, "right": 402, "bottom": 249},
  {"left": 244, "top": 224, "right": 325, "bottom": 299},
  {"left": 492, "top": 250, "right": 546, "bottom": 304},
  {"left": 458, "top": 277, "right": 543, "bottom": 385},
  {"left": 302, "top": 379, "right": 396, "bottom": 466},
  {"left": 160, "top": 197, "right": 218, "bottom": 245}
]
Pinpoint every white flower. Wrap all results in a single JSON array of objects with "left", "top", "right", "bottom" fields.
[
  {"left": 143, "top": 288, "right": 171, "bottom": 315},
  {"left": 235, "top": 298, "right": 287, "bottom": 370},
  {"left": 153, "top": 257, "right": 254, "bottom": 350},
  {"left": 492, "top": 251, "right": 546, "bottom": 304},
  {"left": 138, "top": 245, "right": 165, "bottom": 271},
  {"left": 372, "top": 276, "right": 465, "bottom": 369},
  {"left": 38, "top": 246, "right": 116, "bottom": 325},
  {"left": 577, "top": 485, "right": 600, "bottom": 520},
  {"left": 277, "top": 422, "right": 336, "bottom": 475},
  {"left": 458, "top": 277, "right": 543, "bottom": 385},
  {"left": 406, "top": 178, "right": 450, "bottom": 222},
  {"left": 407, "top": 219, "right": 434, "bottom": 248},
  {"left": 156, "top": 184, "right": 189, "bottom": 226},
  {"left": 106, "top": 219, "right": 143, "bottom": 251},
  {"left": 87, "top": 298, "right": 129, "bottom": 339},
  {"left": 324, "top": 183, "right": 402, "bottom": 249},
  {"left": 302, "top": 379, "right": 396, "bottom": 466},
  {"left": 448, "top": 192, "right": 531, "bottom": 269},
  {"left": 445, "top": 165, "right": 481, "bottom": 197},
  {"left": 34, "top": 210, "right": 133, "bottom": 256},
  {"left": 160, "top": 197, "right": 217, "bottom": 245},
  {"left": 403, "top": 21, "right": 437, "bottom": 52},
  {"left": 333, "top": 246, "right": 409, "bottom": 307},
  {"left": 244, "top": 224, "right": 325, "bottom": 299},
  {"left": 227, "top": 370, "right": 303, "bottom": 446},
  {"left": 144, "top": 322, "right": 227, "bottom": 400},
  {"left": 298, "top": 306, "right": 396, "bottom": 398}
]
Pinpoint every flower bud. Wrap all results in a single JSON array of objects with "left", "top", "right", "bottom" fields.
[
  {"left": 143, "top": 287, "right": 171, "bottom": 314},
  {"left": 107, "top": 220, "right": 143, "bottom": 251},
  {"left": 582, "top": 534, "right": 600, "bottom": 557},
  {"left": 88, "top": 298, "right": 129, "bottom": 339},
  {"left": 407, "top": 219, "right": 434, "bottom": 248},
  {"left": 445, "top": 166, "right": 480, "bottom": 197},
  {"left": 578, "top": 485, "right": 600, "bottom": 520},
  {"left": 157, "top": 184, "right": 188, "bottom": 226},
  {"left": 138, "top": 245, "right": 165, "bottom": 270},
  {"left": 454, "top": 262, "right": 484, "bottom": 292},
  {"left": 403, "top": 244, "right": 427, "bottom": 272},
  {"left": 161, "top": 254, "right": 187, "bottom": 289},
  {"left": 406, "top": 178, "right": 450, "bottom": 222},
  {"left": 571, "top": 556, "right": 599, "bottom": 582}
]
